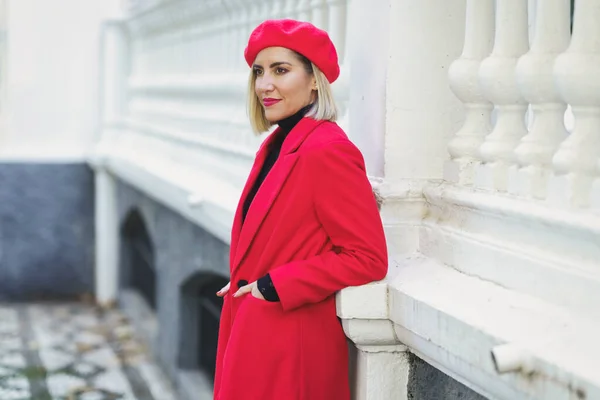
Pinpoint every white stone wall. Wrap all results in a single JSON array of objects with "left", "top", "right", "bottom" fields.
[{"left": 0, "top": 0, "right": 121, "bottom": 161}]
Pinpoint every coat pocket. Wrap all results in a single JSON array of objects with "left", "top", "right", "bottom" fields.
[{"left": 219, "top": 295, "right": 302, "bottom": 399}]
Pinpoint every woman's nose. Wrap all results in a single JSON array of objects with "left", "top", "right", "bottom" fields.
[{"left": 257, "top": 76, "right": 274, "bottom": 93}]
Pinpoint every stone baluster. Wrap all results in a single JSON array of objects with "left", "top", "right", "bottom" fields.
[
  {"left": 310, "top": 0, "right": 328, "bottom": 30},
  {"left": 259, "top": 0, "right": 273, "bottom": 23},
  {"left": 325, "top": 0, "right": 347, "bottom": 62},
  {"left": 238, "top": 0, "right": 253, "bottom": 69},
  {"left": 446, "top": 0, "right": 495, "bottom": 185},
  {"left": 297, "top": 0, "right": 312, "bottom": 21},
  {"left": 268, "top": 0, "right": 284, "bottom": 19},
  {"left": 510, "top": 0, "right": 570, "bottom": 198},
  {"left": 552, "top": 0, "right": 600, "bottom": 207},
  {"left": 476, "top": 0, "right": 529, "bottom": 191},
  {"left": 248, "top": 0, "right": 262, "bottom": 33},
  {"left": 213, "top": 5, "right": 228, "bottom": 71},
  {"left": 342, "top": 0, "right": 351, "bottom": 66},
  {"left": 222, "top": 0, "right": 237, "bottom": 70},
  {"left": 283, "top": 0, "right": 297, "bottom": 19},
  {"left": 330, "top": 0, "right": 351, "bottom": 132}
]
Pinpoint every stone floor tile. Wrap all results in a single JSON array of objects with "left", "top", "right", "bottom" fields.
[
  {"left": 46, "top": 372, "right": 88, "bottom": 398},
  {"left": 0, "top": 353, "right": 26, "bottom": 369},
  {"left": 38, "top": 348, "right": 75, "bottom": 371},
  {"left": 138, "top": 363, "right": 178, "bottom": 400},
  {"left": 82, "top": 346, "right": 120, "bottom": 369},
  {"left": 92, "top": 369, "right": 136, "bottom": 400},
  {"left": 0, "top": 301, "right": 178, "bottom": 400}
]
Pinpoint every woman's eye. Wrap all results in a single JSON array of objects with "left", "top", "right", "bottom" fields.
[
  {"left": 275, "top": 67, "right": 287, "bottom": 74},
  {"left": 254, "top": 69, "right": 263, "bottom": 76}
]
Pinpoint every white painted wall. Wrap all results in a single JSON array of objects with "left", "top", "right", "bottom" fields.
[{"left": 0, "top": 0, "right": 122, "bottom": 161}]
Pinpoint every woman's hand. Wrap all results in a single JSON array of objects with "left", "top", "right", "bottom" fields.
[
  {"left": 233, "top": 281, "right": 266, "bottom": 300},
  {"left": 216, "top": 282, "right": 230, "bottom": 297}
]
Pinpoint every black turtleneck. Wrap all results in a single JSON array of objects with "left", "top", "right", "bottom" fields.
[
  {"left": 242, "top": 103, "right": 313, "bottom": 302},
  {"left": 242, "top": 103, "right": 313, "bottom": 222}
]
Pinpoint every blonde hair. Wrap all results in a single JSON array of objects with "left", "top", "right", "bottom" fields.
[{"left": 247, "top": 56, "right": 338, "bottom": 134}]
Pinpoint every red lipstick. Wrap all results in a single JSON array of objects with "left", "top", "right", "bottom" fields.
[{"left": 263, "top": 98, "right": 281, "bottom": 107}]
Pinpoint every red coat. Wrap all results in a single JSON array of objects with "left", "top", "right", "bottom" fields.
[{"left": 214, "top": 118, "right": 388, "bottom": 400}]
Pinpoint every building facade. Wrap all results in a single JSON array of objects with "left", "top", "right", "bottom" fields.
[{"left": 2, "top": 0, "right": 599, "bottom": 399}]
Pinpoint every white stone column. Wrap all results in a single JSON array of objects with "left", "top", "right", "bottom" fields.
[
  {"left": 297, "top": 0, "right": 312, "bottom": 21},
  {"left": 271, "top": 0, "right": 286, "bottom": 20},
  {"left": 239, "top": 0, "right": 253, "bottom": 68},
  {"left": 347, "top": 0, "right": 389, "bottom": 178},
  {"left": 259, "top": 0, "right": 273, "bottom": 21},
  {"left": 325, "top": 0, "right": 347, "bottom": 62},
  {"left": 510, "top": 0, "right": 570, "bottom": 199},
  {"left": 354, "top": 345, "right": 410, "bottom": 400},
  {"left": 551, "top": 0, "right": 600, "bottom": 207},
  {"left": 95, "top": 170, "right": 119, "bottom": 308},
  {"left": 310, "top": 0, "right": 328, "bottom": 30},
  {"left": 338, "top": 285, "right": 409, "bottom": 400},
  {"left": 248, "top": 1, "right": 262, "bottom": 35},
  {"left": 227, "top": 0, "right": 246, "bottom": 70},
  {"left": 283, "top": 0, "right": 297, "bottom": 18},
  {"left": 476, "top": 0, "right": 529, "bottom": 191},
  {"left": 446, "top": 0, "right": 495, "bottom": 185},
  {"left": 373, "top": 0, "right": 465, "bottom": 256},
  {"left": 222, "top": 0, "right": 236, "bottom": 69},
  {"left": 386, "top": 0, "right": 465, "bottom": 185},
  {"left": 93, "top": 20, "right": 129, "bottom": 307}
]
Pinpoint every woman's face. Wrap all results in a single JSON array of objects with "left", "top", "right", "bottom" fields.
[{"left": 253, "top": 47, "right": 316, "bottom": 122}]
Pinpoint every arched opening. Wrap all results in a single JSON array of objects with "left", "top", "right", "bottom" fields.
[
  {"left": 121, "top": 210, "right": 157, "bottom": 310},
  {"left": 179, "top": 272, "right": 228, "bottom": 382}
]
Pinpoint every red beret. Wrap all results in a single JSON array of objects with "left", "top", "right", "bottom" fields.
[{"left": 244, "top": 19, "right": 340, "bottom": 83}]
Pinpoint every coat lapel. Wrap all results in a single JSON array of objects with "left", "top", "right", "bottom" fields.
[
  {"left": 232, "top": 118, "right": 324, "bottom": 273},
  {"left": 229, "top": 134, "right": 274, "bottom": 264}
]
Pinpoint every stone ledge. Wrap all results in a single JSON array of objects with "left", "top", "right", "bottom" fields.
[
  {"left": 92, "top": 150, "right": 239, "bottom": 245},
  {"left": 387, "top": 255, "right": 600, "bottom": 400},
  {"left": 423, "top": 182, "right": 600, "bottom": 316}
]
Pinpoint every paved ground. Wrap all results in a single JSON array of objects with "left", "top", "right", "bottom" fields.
[{"left": 0, "top": 302, "right": 177, "bottom": 400}]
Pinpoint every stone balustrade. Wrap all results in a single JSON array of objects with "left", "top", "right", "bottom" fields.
[
  {"left": 119, "top": 0, "right": 351, "bottom": 192},
  {"left": 448, "top": 0, "right": 600, "bottom": 208}
]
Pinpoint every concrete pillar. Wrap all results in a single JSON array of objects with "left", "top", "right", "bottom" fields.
[
  {"left": 347, "top": 0, "right": 390, "bottom": 178},
  {"left": 385, "top": 0, "right": 466, "bottom": 183},
  {"left": 93, "top": 19, "right": 128, "bottom": 306},
  {"left": 95, "top": 170, "right": 119, "bottom": 306},
  {"left": 354, "top": 345, "right": 410, "bottom": 400}
]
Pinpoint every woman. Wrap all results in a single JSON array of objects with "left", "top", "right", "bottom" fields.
[{"left": 213, "top": 19, "right": 388, "bottom": 400}]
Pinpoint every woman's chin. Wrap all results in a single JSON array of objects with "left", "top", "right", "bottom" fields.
[{"left": 264, "top": 111, "right": 281, "bottom": 123}]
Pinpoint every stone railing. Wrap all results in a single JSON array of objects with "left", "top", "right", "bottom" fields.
[
  {"left": 91, "top": 0, "right": 355, "bottom": 303},
  {"left": 93, "top": 0, "right": 352, "bottom": 246},
  {"left": 406, "top": 1, "right": 600, "bottom": 398},
  {"left": 125, "top": 0, "right": 351, "bottom": 153},
  {"left": 438, "top": 0, "right": 600, "bottom": 310},
  {"left": 447, "top": 0, "right": 599, "bottom": 208}
]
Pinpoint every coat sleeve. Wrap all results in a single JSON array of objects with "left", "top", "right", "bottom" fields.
[{"left": 268, "top": 140, "right": 388, "bottom": 311}]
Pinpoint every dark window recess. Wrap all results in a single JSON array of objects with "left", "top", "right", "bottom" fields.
[
  {"left": 123, "top": 211, "right": 157, "bottom": 310},
  {"left": 197, "top": 278, "right": 227, "bottom": 380},
  {"left": 179, "top": 273, "right": 228, "bottom": 383}
]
